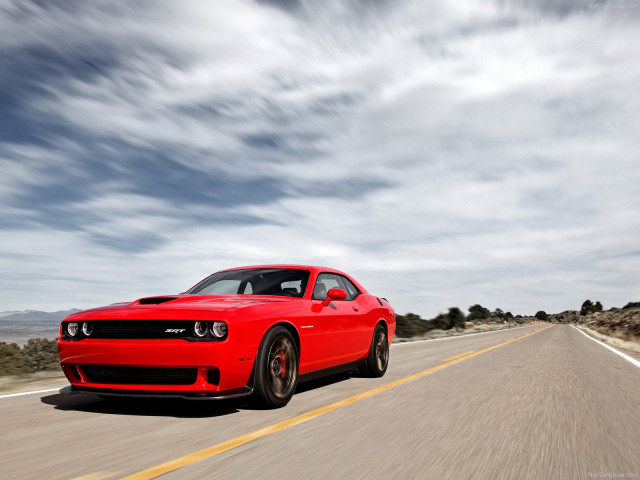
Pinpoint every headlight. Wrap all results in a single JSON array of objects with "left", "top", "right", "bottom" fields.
[
  {"left": 194, "top": 321, "right": 208, "bottom": 337},
  {"left": 211, "top": 321, "right": 227, "bottom": 338},
  {"left": 66, "top": 322, "right": 79, "bottom": 337},
  {"left": 82, "top": 322, "right": 93, "bottom": 336}
]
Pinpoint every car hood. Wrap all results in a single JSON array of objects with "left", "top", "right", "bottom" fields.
[{"left": 65, "top": 295, "right": 295, "bottom": 321}]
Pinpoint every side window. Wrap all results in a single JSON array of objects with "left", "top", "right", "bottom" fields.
[
  {"left": 312, "top": 273, "right": 356, "bottom": 301},
  {"left": 339, "top": 275, "right": 360, "bottom": 301}
]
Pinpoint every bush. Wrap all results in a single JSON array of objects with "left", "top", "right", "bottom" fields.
[
  {"left": 395, "top": 313, "right": 433, "bottom": 338},
  {"left": 581, "top": 299, "right": 604, "bottom": 316},
  {"left": 20, "top": 338, "right": 59, "bottom": 372},
  {"left": 468, "top": 304, "right": 491, "bottom": 322},
  {"left": 431, "top": 313, "right": 449, "bottom": 331},
  {"left": 622, "top": 301, "right": 640, "bottom": 310},
  {"left": 0, "top": 342, "right": 33, "bottom": 376},
  {"left": 447, "top": 307, "right": 466, "bottom": 330},
  {"left": 535, "top": 311, "right": 549, "bottom": 321}
]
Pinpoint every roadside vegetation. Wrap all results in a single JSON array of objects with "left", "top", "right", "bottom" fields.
[
  {"left": 395, "top": 299, "right": 640, "bottom": 344},
  {"left": 395, "top": 304, "right": 537, "bottom": 342},
  {"left": 0, "top": 338, "right": 59, "bottom": 377},
  {"left": 549, "top": 299, "right": 640, "bottom": 342}
]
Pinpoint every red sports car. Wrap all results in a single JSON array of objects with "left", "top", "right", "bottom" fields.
[{"left": 58, "top": 265, "right": 395, "bottom": 407}]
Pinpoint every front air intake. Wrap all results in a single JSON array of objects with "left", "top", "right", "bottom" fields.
[{"left": 81, "top": 365, "right": 197, "bottom": 385}]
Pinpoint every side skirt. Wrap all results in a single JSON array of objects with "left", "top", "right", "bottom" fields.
[{"left": 298, "top": 360, "right": 363, "bottom": 384}]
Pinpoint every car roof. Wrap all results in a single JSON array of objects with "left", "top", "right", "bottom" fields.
[{"left": 218, "top": 265, "right": 345, "bottom": 275}]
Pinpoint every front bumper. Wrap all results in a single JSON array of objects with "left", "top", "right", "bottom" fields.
[{"left": 58, "top": 338, "right": 254, "bottom": 395}]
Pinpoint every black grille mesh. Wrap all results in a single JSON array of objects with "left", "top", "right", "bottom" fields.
[
  {"left": 82, "top": 365, "right": 198, "bottom": 385},
  {"left": 92, "top": 320, "right": 194, "bottom": 339}
]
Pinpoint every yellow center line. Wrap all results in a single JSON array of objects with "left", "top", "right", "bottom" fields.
[
  {"left": 120, "top": 325, "right": 553, "bottom": 480},
  {"left": 443, "top": 350, "right": 475, "bottom": 362}
]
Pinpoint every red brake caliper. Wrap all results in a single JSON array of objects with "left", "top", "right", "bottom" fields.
[{"left": 279, "top": 349, "right": 286, "bottom": 379}]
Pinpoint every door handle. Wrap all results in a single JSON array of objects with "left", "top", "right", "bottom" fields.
[{"left": 352, "top": 306, "right": 359, "bottom": 312}]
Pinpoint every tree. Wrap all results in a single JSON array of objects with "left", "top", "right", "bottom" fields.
[
  {"left": 20, "top": 338, "right": 59, "bottom": 372},
  {"left": 492, "top": 308, "right": 505, "bottom": 320},
  {"left": 581, "top": 299, "right": 604, "bottom": 316},
  {"left": 431, "top": 313, "right": 449, "bottom": 331},
  {"left": 447, "top": 307, "right": 466, "bottom": 330},
  {"left": 0, "top": 343, "right": 32, "bottom": 376},
  {"left": 468, "top": 304, "right": 491, "bottom": 322},
  {"left": 580, "top": 299, "right": 594, "bottom": 316},
  {"left": 535, "top": 311, "right": 548, "bottom": 321},
  {"left": 396, "top": 313, "right": 435, "bottom": 338}
]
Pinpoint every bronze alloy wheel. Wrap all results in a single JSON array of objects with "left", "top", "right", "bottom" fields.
[
  {"left": 375, "top": 329, "right": 389, "bottom": 372},
  {"left": 268, "top": 335, "right": 297, "bottom": 399},
  {"left": 254, "top": 326, "right": 299, "bottom": 408},
  {"left": 361, "top": 324, "right": 389, "bottom": 378}
]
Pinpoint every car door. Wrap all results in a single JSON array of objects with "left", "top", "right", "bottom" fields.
[{"left": 308, "top": 273, "right": 362, "bottom": 370}]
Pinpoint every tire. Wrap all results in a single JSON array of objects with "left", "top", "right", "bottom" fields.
[
  {"left": 361, "top": 324, "right": 389, "bottom": 378},
  {"left": 253, "top": 326, "right": 299, "bottom": 408}
]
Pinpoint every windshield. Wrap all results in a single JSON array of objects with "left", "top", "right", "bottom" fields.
[{"left": 186, "top": 268, "right": 310, "bottom": 298}]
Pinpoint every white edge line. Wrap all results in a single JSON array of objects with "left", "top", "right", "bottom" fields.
[
  {"left": 572, "top": 325, "right": 640, "bottom": 369},
  {"left": 0, "top": 387, "right": 66, "bottom": 400},
  {"left": 391, "top": 324, "right": 539, "bottom": 348}
]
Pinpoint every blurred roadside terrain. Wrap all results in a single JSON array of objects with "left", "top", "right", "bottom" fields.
[
  {"left": 549, "top": 302, "right": 640, "bottom": 338},
  {"left": 394, "top": 300, "right": 640, "bottom": 355},
  {"left": 549, "top": 302, "right": 640, "bottom": 355},
  {"left": 0, "top": 309, "right": 79, "bottom": 391}
]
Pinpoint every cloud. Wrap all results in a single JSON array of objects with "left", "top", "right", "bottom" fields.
[{"left": 0, "top": 0, "right": 639, "bottom": 317}]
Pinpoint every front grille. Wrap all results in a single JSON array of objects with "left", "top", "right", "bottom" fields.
[
  {"left": 91, "top": 320, "right": 194, "bottom": 339},
  {"left": 82, "top": 365, "right": 198, "bottom": 385}
]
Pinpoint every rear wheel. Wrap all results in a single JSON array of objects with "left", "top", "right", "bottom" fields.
[
  {"left": 254, "top": 326, "right": 298, "bottom": 408},
  {"left": 361, "top": 324, "right": 389, "bottom": 377}
]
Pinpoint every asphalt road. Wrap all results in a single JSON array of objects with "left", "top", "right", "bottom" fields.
[{"left": 1, "top": 324, "right": 639, "bottom": 480}]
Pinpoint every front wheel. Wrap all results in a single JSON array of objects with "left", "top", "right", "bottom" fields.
[
  {"left": 361, "top": 324, "right": 389, "bottom": 377},
  {"left": 253, "top": 326, "right": 299, "bottom": 408}
]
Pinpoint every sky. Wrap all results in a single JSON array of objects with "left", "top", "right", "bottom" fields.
[{"left": 1, "top": 0, "right": 639, "bottom": 318}]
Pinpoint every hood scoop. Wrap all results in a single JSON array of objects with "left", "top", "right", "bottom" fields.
[{"left": 138, "top": 296, "right": 179, "bottom": 305}]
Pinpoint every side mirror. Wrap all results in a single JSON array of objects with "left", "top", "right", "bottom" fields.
[{"left": 322, "top": 288, "right": 347, "bottom": 306}]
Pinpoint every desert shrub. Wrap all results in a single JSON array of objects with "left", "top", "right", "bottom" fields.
[
  {"left": 0, "top": 342, "right": 32, "bottom": 376},
  {"left": 581, "top": 300, "right": 603, "bottom": 316},
  {"left": 20, "top": 338, "right": 59, "bottom": 372},
  {"left": 447, "top": 307, "right": 466, "bottom": 330},
  {"left": 622, "top": 301, "right": 640, "bottom": 310},
  {"left": 395, "top": 313, "right": 433, "bottom": 338},
  {"left": 468, "top": 304, "right": 491, "bottom": 322},
  {"left": 431, "top": 313, "right": 449, "bottom": 330},
  {"left": 535, "top": 311, "right": 549, "bottom": 321},
  {"left": 580, "top": 299, "right": 594, "bottom": 316}
]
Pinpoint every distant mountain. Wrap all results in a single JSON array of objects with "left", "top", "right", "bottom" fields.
[{"left": 0, "top": 309, "right": 82, "bottom": 325}]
